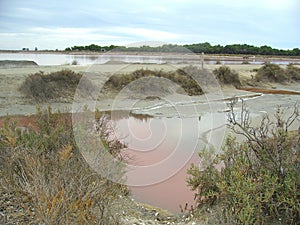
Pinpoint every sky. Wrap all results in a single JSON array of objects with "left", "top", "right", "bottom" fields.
[{"left": 0, "top": 0, "right": 299, "bottom": 50}]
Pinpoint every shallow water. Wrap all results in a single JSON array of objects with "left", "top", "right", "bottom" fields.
[
  {"left": 0, "top": 52, "right": 297, "bottom": 66},
  {"left": 109, "top": 111, "right": 226, "bottom": 212}
]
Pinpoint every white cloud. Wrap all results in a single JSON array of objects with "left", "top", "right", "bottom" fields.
[
  {"left": 0, "top": 27, "right": 126, "bottom": 49},
  {"left": 110, "top": 27, "right": 182, "bottom": 40}
]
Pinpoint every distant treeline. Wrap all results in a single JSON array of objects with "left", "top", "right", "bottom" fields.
[{"left": 65, "top": 43, "right": 300, "bottom": 56}]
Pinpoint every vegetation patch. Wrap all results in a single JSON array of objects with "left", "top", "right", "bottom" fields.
[
  {"left": 102, "top": 67, "right": 205, "bottom": 96},
  {"left": 213, "top": 66, "right": 241, "bottom": 88},
  {"left": 255, "top": 63, "right": 300, "bottom": 83},
  {"left": 0, "top": 108, "right": 128, "bottom": 224},
  {"left": 285, "top": 64, "right": 300, "bottom": 81},
  {"left": 19, "top": 69, "right": 96, "bottom": 103},
  {"left": 187, "top": 101, "right": 300, "bottom": 224},
  {"left": 255, "top": 63, "right": 287, "bottom": 83}
]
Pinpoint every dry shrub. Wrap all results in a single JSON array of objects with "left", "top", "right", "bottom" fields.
[
  {"left": 255, "top": 63, "right": 300, "bottom": 83},
  {"left": 285, "top": 64, "right": 300, "bottom": 81},
  {"left": 0, "top": 107, "right": 128, "bottom": 224},
  {"left": 255, "top": 63, "right": 287, "bottom": 83},
  {"left": 103, "top": 67, "right": 204, "bottom": 96},
  {"left": 251, "top": 63, "right": 300, "bottom": 84},
  {"left": 19, "top": 69, "right": 96, "bottom": 103},
  {"left": 213, "top": 66, "right": 241, "bottom": 88}
]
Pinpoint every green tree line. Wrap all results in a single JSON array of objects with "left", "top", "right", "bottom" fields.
[{"left": 65, "top": 43, "right": 300, "bottom": 56}]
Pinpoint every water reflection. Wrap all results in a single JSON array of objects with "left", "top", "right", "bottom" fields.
[{"left": 0, "top": 52, "right": 298, "bottom": 66}]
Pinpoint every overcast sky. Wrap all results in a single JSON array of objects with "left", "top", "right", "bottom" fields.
[{"left": 0, "top": 0, "right": 299, "bottom": 50}]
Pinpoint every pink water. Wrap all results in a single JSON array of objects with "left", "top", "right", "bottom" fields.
[{"left": 111, "top": 113, "right": 202, "bottom": 212}]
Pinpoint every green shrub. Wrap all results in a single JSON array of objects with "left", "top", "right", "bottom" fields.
[
  {"left": 213, "top": 66, "right": 241, "bottom": 88},
  {"left": 0, "top": 107, "right": 128, "bottom": 224},
  {"left": 19, "top": 69, "right": 96, "bottom": 103},
  {"left": 187, "top": 101, "right": 300, "bottom": 224},
  {"left": 255, "top": 63, "right": 287, "bottom": 83}
]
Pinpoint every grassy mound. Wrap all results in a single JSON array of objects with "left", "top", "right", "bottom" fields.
[
  {"left": 19, "top": 69, "right": 96, "bottom": 103},
  {"left": 102, "top": 67, "right": 204, "bottom": 96},
  {"left": 213, "top": 66, "right": 241, "bottom": 88}
]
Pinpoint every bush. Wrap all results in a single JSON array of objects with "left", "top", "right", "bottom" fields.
[
  {"left": 187, "top": 101, "right": 300, "bottom": 224},
  {"left": 255, "top": 63, "right": 287, "bottom": 83},
  {"left": 0, "top": 107, "right": 128, "bottom": 224},
  {"left": 19, "top": 69, "right": 96, "bottom": 103},
  {"left": 285, "top": 64, "right": 300, "bottom": 81},
  {"left": 213, "top": 66, "right": 241, "bottom": 88},
  {"left": 71, "top": 59, "right": 78, "bottom": 65},
  {"left": 103, "top": 68, "right": 204, "bottom": 96}
]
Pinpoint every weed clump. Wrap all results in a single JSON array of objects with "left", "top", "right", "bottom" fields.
[{"left": 19, "top": 69, "right": 96, "bottom": 103}]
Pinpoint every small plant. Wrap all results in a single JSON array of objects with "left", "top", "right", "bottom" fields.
[
  {"left": 71, "top": 59, "right": 79, "bottom": 65},
  {"left": 213, "top": 65, "right": 241, "bottom": 88},
  {"left": 242, "top": 60, "right": 250, "bottom": 64}
]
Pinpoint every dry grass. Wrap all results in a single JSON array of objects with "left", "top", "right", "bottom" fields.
[{"left": 0, "top": 107, "right": 128, "bottom": 224}]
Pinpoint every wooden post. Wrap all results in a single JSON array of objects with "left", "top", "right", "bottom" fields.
[{"left": 201, "top": 52, "right": 204, "bottom": 69}]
